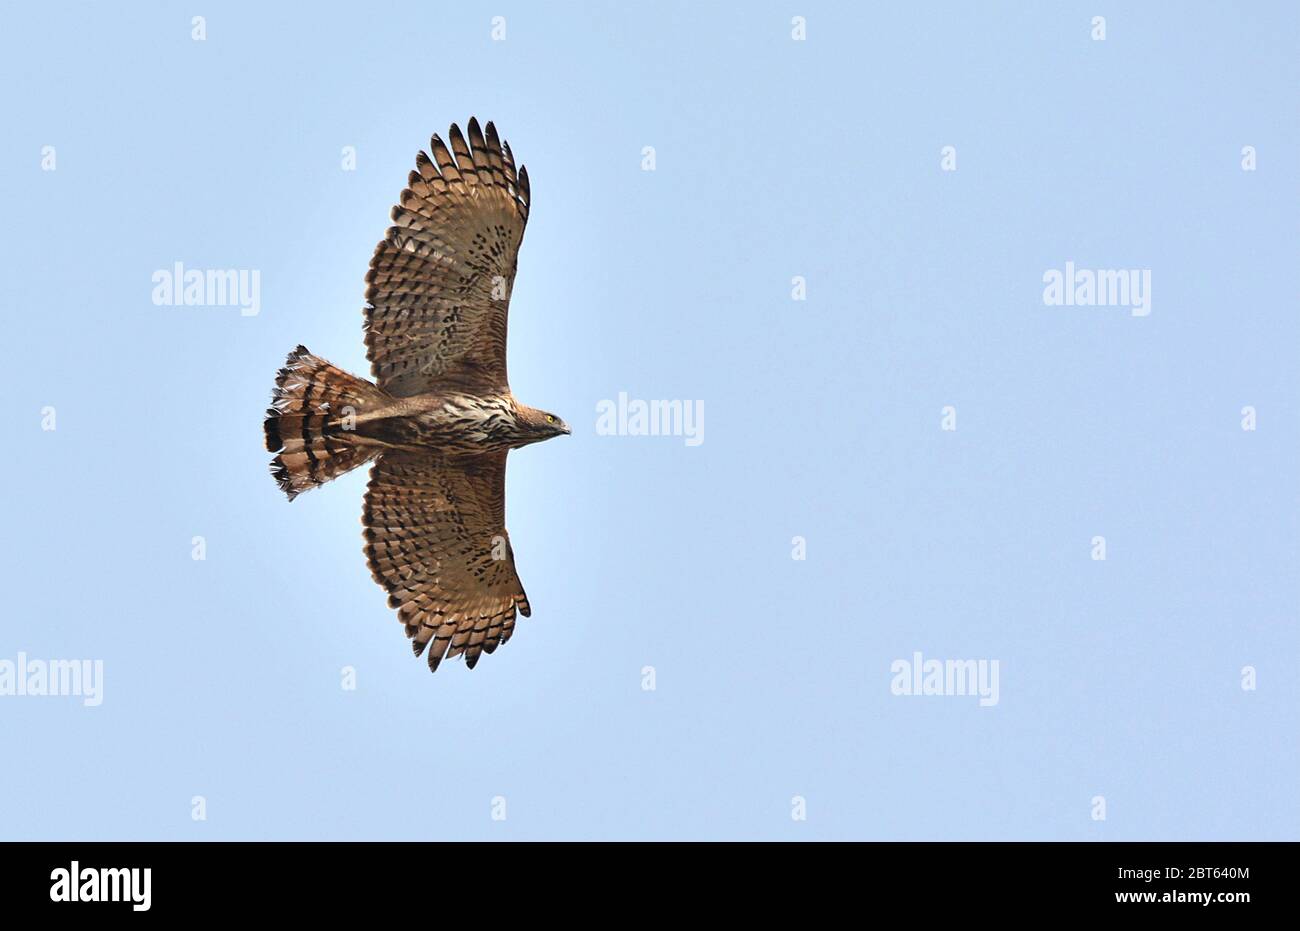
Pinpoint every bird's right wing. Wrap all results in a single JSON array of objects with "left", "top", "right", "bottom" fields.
[
  {"left": 362, "top": 449, "right": 530, "bottom": 673},
  {"left": 363, "top": 118, "right": 531, "bottom": 398}
]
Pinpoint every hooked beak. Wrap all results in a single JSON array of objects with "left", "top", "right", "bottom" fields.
[{"left": 560, "top": 423, "right": 572, "bottom": 435}]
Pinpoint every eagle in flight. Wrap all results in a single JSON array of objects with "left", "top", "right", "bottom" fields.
[{"left": 263, "top": 118, "right": 568, "bottom": 673}]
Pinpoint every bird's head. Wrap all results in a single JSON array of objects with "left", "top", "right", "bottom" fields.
[{"left": 519, "top": 405, "right": 571, "bottom": 443}]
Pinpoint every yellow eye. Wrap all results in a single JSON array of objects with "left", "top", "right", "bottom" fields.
[{"left": 546, "top": 415, "right": 554, "bottom": 423}]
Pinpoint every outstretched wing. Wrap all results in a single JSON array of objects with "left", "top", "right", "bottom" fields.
[
  {"left": 363, "top": 118, "right": 531, "bottom": 397},
  {"left": 362, "top": 449, "right": 531, "bottom": 672}
]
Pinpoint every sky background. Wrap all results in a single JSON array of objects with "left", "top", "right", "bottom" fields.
[{"left": 1, "top": 1, "right": 1297, "bottom": 840}]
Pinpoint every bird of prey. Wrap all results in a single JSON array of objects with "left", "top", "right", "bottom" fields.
[{"left": 263, "top": 118, "right": 569, "bottom": 673}]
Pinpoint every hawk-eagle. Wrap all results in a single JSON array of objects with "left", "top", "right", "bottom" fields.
[{"left": 263, "top": 118, "right": 568, "bottom": 673}]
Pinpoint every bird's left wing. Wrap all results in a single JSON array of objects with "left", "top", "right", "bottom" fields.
[
  {"left": 363, "top": 449, "right": 531, "bottom": 672},
  {"left": 363, "top": 118, "right": 530, "bottom": 398}
]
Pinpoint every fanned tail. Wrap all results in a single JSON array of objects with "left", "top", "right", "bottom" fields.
[{"left": 264, "top": 346, "right": 389, "bottom": 500}]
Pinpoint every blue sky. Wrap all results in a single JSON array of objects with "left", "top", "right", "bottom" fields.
[{"left": 1, "top": 1, "right": 1296, "bottom": 840}]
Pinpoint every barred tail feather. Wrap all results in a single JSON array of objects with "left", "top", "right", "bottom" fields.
[{"left": 264, "top": 345, "right": 388, "bottom": 500}]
